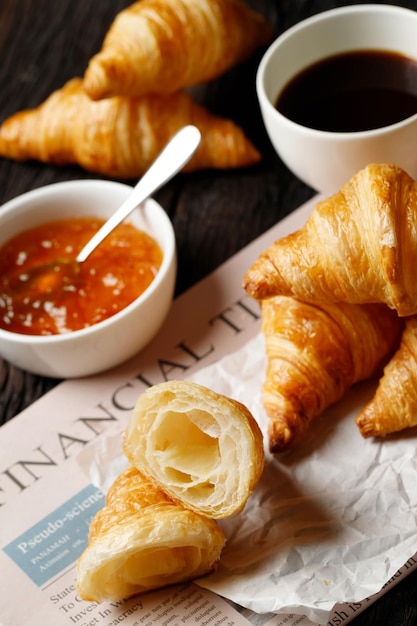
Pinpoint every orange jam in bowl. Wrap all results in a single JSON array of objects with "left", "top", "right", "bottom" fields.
[{"left": 0, "top": 217, "right": 163, "bottom": 335}]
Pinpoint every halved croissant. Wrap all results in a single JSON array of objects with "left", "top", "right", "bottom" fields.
[
  {"left": 0, "top": 78, "right": 261, "bottom": 178},
  {"left": 243, "top": 164, "right": 417, "bottom": 317},
  {"left": 356, "top": 316, "right": 417, "bottom": 438},
  {"left": 123, "top": 380, "right": 264, "bottom": 518},
  {"left": 261, "top": 296, "right": 403, "bottom": 452},
  {"left": 83, "top": 0, "right": 272, "bottom": 100},
  {"left": 76, "top": 466, "right": 225, "bottom": 602}
]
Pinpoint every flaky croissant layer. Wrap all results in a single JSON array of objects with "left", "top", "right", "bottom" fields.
[
  {"left": 356, "top": 315, "right": 417, "bottom": 438},
  {"left": 77, "top": 380, "right": 265, "bottom": 602},
  {"left": 123, "top": 380, "right": 265, "bottom": 518},
  {"left": 261, "top": 296, "right": 403, "bottom": 452},
  {"left": 76, "top": 466, "right": 226, "bottom": 602},
  {"left": 0, "top": 78, "right": 261, "bottom": 178},
  {"left": 243, "top": 164, "right": 417, "bottom": 317},
  {"left": 83, "top": 0, "right": 272, "bottom": 99}
]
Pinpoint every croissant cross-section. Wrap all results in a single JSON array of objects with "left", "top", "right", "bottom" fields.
[
  {"left": 76, "top": 466, "right": 225, "bottom": 602},
  {"left": 123, "top": 380, "right": 264, "bottom": 518}
]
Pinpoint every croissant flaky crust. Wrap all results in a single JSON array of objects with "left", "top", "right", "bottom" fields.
[
  {"left": 261, "top": 296, "right": 403, "bottom": 452},
  {"left": 83, "top": 0, "right": 272, "bottom": 100},
  {"left": 123, "top": 380, "right": 264, "bottom": 519},
  {"left": 243, "top": 164, "right": 417, "bottom": 317},
  {"left": 356, "top": 316, "right": 417, "bottom": 438},
  {"left": 76, "top": 466, "right": 225, "bottom": 602},
  {"left": 0, "top": 78, "right": 261, "bottom": 178}
]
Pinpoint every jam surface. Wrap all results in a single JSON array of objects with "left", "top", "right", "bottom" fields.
[{"left": 0, "top": 217, "right": 163, "bottom": 335}]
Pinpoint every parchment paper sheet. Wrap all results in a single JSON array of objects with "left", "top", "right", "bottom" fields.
[{"left": 80, "top": 332, "right": 417, "bottom": 625}]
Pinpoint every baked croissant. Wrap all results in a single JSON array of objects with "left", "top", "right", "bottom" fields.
[
  {"left": 243, "top": 164, "right": 417, "bottom": 317},
  {"left": 356, "top": 316, "right": 417, "bottom": 438},
  {"left": 83, "top": 0, "right": 272, "bottom": 100},
  {"left": 76, "top": 466, "right": 225, "bottom": 602},
  {"left": 123, "top": 380, "right": 264, "bottom": 518},
  {"left": 261, "top": 296, "right": 403, "bottom": 452},
  {"left": 0, "top": 78, "right": 261, "bottom": 178}
]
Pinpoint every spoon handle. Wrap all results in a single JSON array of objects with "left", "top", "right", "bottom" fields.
[{"left": 76, "top": 125, "right": 201, "bottom": 263}]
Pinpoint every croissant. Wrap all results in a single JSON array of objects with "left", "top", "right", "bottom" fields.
[
  {"left": 261, "top": 296, "right": 403, "bottom": 452},
  {"left": 243, "top": 164, "right": 417, "bottom": 317},
  {"left": 356, "top": 316, "right": 417, "bottom": 438},
  {"left": 82, "top": 0, "right": 272, "bottom": 100},
  {"left": 123, "top": 380, "right": 264, "bottom": 518},
  {"left": 0, "top": 78, "right": 261, "bottom": 178},
  {"left": 76, "top": 466, "right": 225, "bottom": 602}
]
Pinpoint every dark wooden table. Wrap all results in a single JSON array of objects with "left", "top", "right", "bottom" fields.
[{"left": 1, "top": 1, "right": 416, "bottom": 624}]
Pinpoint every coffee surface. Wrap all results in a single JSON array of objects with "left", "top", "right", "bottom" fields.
[{"left": 276, "top": 49, "right": 417, "bottom": 132}]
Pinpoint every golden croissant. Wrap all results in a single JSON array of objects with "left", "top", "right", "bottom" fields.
[
  {"left": 76, "top": 466, "right": 225, "bottom": 602},
  {"left": 83, "top": 0, "right": 272, "bottom": 100},
  {"left": 261, "top": 296, "right": 403, "bottom": 452},
  {"left": 0, "top": 78, "right": 261, "bottom": 178},
  {"left": 123, "top": 380, "right": 264, "bottom": 518},
  {"left": 243, "top": 164, "right": 417, "bottom": 317},
  {"left": 356, "top": 316, "right": 417, "bottom": 438}
]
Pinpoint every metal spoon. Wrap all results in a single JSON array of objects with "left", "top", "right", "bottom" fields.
[
  {"left": 77, "top": 124, "right": 201, "bottom": 263},
  {"left": 13, "top": 125, "right": 201, "bottom": 293}
]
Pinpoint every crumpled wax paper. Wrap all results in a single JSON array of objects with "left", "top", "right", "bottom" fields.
[{"left": 78, "top": 333, "right": 417, "bottom": 624}]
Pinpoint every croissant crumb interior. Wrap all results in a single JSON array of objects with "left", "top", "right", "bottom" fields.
[
  {"left": 95, "top": 544, "right": 205, "bottom": 598},
  {"left": 122, "top": 380, "right": 265, "bottom": 519},
  {"left": 150, "top": 405, "right": 223, "bottom": 496}
]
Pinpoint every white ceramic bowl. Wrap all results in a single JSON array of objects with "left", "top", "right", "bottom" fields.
[
  {"left": 0, "top": 180, "right": 177, "bottom": 378},
  {"left": 257, "top": 4, "right": 417, "bottom": 193}
]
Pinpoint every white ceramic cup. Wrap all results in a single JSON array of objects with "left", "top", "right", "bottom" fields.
[
  {"left": 256, "top": 4, "right": 417, "bottom": 193},
  {"left": 0, "top": 180, "right": 176, "bottom": 378}
]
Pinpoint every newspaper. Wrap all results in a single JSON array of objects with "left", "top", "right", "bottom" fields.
[{"left": 1, "top": 197, "right": 416, "bottom": 626}]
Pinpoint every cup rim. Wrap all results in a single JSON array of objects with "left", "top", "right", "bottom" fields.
[
  {"left": 256, "top": 3, "right": 417, "bottom": 139},
  {"left": 0, "top": 180, "right": 176, "bottom": 345}
]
